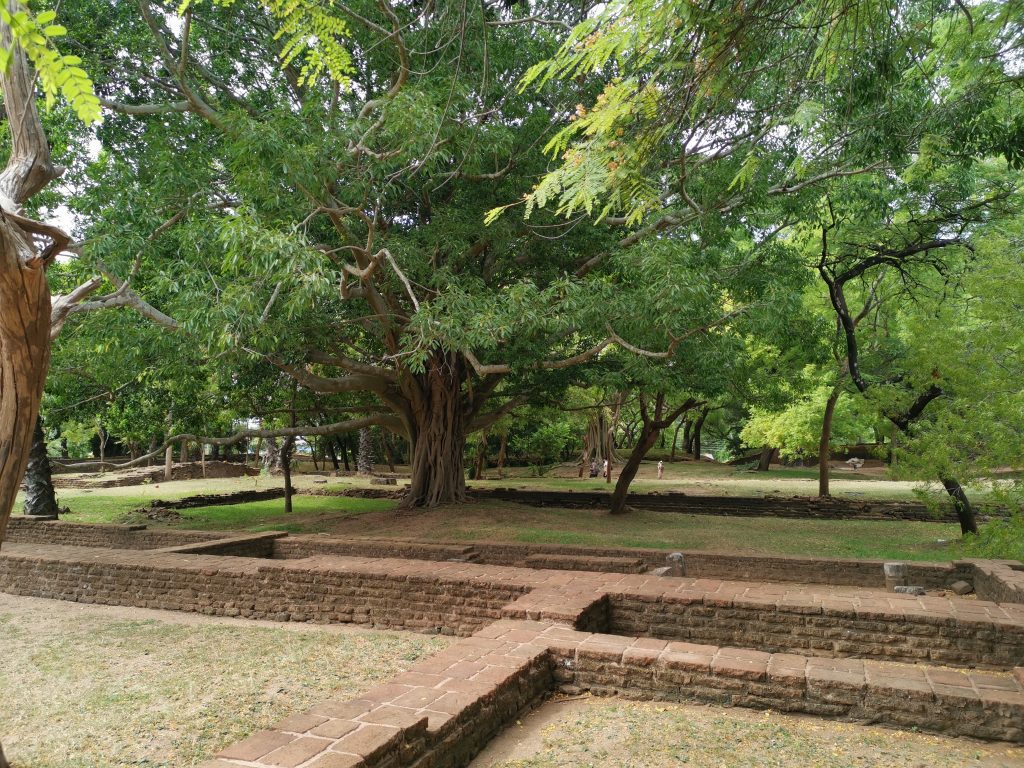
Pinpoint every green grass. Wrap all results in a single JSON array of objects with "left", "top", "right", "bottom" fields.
[
  {"left": 396, "top": 502, "right": 966, "bottom": 561},
  {"left": 22, "top": 471, "right": 1022, "bottom": 563},
  {"left": 169, "top": 496, "right": 395, "bottom": 532}
]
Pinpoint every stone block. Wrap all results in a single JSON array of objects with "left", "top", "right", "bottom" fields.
[{"left": 950, "top": 580, "right": 974, "bottom": 595}]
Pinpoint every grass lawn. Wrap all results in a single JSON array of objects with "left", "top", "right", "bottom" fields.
[
  {"left": 0, "top": 593, "right": 448, "bottom": 768},
  {"left": 16, "top": 465, "right": 1019, "bottom": 563}
]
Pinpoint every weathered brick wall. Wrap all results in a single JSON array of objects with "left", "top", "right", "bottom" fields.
[
  {"left": 0, "top": 549, "right": 530, "bottom": 636},
  {"left": 4, "top": 518, "right": 223, "bottom": 550},
  {"left": 971, "top": 560, "right": 1024, "bottom": 604},
  {"left": 273, "top": 536, "right": 476, "bottom": 563},
  {"left": 477, "top": 488, "right": 1004, "bottom": 522},
  {"left": 605, "top": 593, "right": 1024, "bottom": 667},
  {"left": 273, "top": 534, "right": 974, "bottom": 589},
  {"left": 157, "top": 532, "right": 286, "bottom": 558},
  {"left": 548, "top": 632, "right": 1024, "bottom": 743}
]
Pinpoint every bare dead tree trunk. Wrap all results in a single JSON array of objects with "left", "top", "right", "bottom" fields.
[
  {"left": 818, "top": 382, "right": 844, "bottom": 497},
  {"left": 23, "top": 415, "right": 59, "bottom": 518}
]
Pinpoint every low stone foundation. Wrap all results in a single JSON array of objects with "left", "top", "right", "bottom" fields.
[{"left": 2, "top": 520, "right": 1023, "bottom": 766}]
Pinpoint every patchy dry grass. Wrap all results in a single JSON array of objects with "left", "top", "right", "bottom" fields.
[
  {"left": 474, "top": 697, "right": 1024, "bottom": 768},
  {"left": 0, "top": 594, "right": 448, "bottom": 768}
]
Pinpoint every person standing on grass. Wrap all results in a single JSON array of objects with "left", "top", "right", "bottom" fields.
[
  {"left": 657, "top": 460, "right": 664, "bottom": 480},
  {"left": 603, "top": 458, "right": 609, "bottom": 479}
]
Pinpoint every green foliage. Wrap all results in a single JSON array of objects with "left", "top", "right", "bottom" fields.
[
  {"left": 181, "top": 0, "right": 353, "bottom": 86},
  {"left": 740, "top": 380, "right": 875, "bottom": 460},
  {"left": 0, "top": 4, "right": 101, "bottom": 122},
  {"left": 957, "top": 515, "right": 1024, "bottom": 562}
]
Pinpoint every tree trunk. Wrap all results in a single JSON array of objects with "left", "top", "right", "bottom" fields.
[
  {"left": 179, "top": 438, "right": 188, "bottom": 464},
  {"left": 472, "top": 431, "right": 488, "bottom": 480},
  {"left": 756, "top": 446, "right": 773, "bottom": 472},
  {"left": 164, "top": 443, "right": 173, "bottom": 480},
  {"left": 610, "top": 426, "right": 660, "bottom": 515},
  {"left": 147, "top": 436, "right": 157, "bottom": 466},
  {"left": 98, "top": 425, "right": 107, "bottom": 471},
  {"left": 357, "top": 427, "right": 374, "bottom": 474},
  {"left": 691, "top": 408, "right": 708, "bottom": 460},
  {"left": 281, "top": 436, "right": 294, "bottom": 514},
  {"left": 670, "top": 417, "right": 684, "bottom": 461},
  {"left": 403, "top": 356, "right": 467, "bottom": 507},
  {"left": 23, "top": 416, "right": 58, "bottom": 518},
  {"left": 0, "top": 227, "right": 49, "bottom": 768},
  {"left": 263, "top": 436, "right": 279, "bottom": 473},
  {"left": 940, "top": 477, "right": 979, "bottom": 535},
  {"left": 327, "top": 439, "right": 340, "bottom": 470},
  {"left": 495, "top": 436, "right": 507, "bottom": 479},
  {"left": 683, "top": 418, "right": 693, "bottom": 455},
  {"left": 339, "top": 437, "right": 351, "bottom": 471},
  {"left": 381, "top": 432, "right": 396, "bottom": 472},
  {"left": 818, "top": 383, "right": 843, "bottom": 497}
]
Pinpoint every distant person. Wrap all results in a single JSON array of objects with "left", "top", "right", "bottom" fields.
[
  {"left": 657, "top": 460, "right": 664, "bottom": 479},
  {"left": 603, "top": 458, "right": 609, "bottom": 478},
  {"left": 589, "top": 459, "right": 599, "bottom": 477}
]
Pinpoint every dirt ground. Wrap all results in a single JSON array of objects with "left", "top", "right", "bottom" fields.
[
  {"left": 471, "top": 696, "right": 1024, "bottom": 768},
  {"left": 0, "top": 594, "right": 448, "bottom": 767}
]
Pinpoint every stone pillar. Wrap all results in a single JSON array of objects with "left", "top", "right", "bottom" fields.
[{"left": 884, "top": 562, "right": 908, "bottom": 591}]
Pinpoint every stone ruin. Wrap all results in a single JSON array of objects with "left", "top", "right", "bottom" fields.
[{"left": 1, "top": 516, "right": 1023, "bottom": 767}]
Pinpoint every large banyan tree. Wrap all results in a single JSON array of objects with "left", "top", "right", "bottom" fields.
[
  {"left": 64, "top": 0, "right": 640, "bottom": 506},
  {"left": 56, "top": 0, "right": 1023, "bottom": 507}
]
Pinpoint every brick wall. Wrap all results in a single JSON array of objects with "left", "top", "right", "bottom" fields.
[
  {"left": 4, "top": 518, "right": 224, "bottom": 550},
  {"left": 0, "top": 547, "right": 530, "bottom": 636},
  {"left": 603, "top": 592, "right": 1024, "bottom": 667},
  {"left": 273, "top": 534, "right": 974, "bottom": 590},
  {"left": 547, "top": 629, "right": 1024, "bottom": 743}
]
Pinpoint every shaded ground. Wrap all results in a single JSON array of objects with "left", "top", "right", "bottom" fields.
[
  {"left": 0, "top": 594, "right": 448, "bottom": 768},
  {"left": 471, "top": 696, "right": 1024, "bottom": 768}
]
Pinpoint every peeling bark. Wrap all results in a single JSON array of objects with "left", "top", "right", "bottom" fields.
[{"left": 0, "top": 4, "right": 62, "bottom": 543}]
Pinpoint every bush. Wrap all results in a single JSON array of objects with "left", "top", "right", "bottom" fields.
[{"left": 958, "top": 514, "right": 1024, "bottom": 562}]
